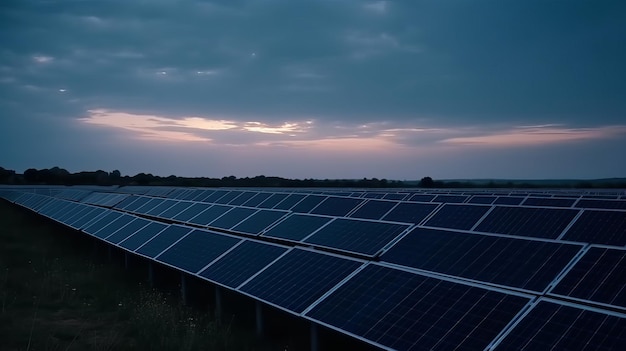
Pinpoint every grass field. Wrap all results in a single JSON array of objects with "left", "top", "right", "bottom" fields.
[{"left": 0, "top": 201, "right": 279, "bottom": 351}]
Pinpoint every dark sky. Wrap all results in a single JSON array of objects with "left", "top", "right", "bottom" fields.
[{"left": 2, "top": 0, "right": 625, "bottom": 179}]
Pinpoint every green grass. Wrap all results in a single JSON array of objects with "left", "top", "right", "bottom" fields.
[{"left": 0, "top": 201, "right": 277, "bottom": 351}]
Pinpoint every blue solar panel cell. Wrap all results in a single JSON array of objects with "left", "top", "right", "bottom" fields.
[
  {"left": 382, "top": 193, "right": 408, "bottom": 201},
  {"left": 408, "top": 194, "right": 435, "bottom": 202},
  {"left": 349, "top": 200, "right": 397, "bottom": 220},
  {"left": 239, "top": 249, "right": 363, "bottom": 313},
  {"left": 307, "top": 264, "right": 530, "bottom": 351},
  {"left": 227, "top": 191, "right": 258, "bottom": 206},
  {"left": 119, "top": 222, "right": 168, "bottom": 250},
  {"left": 522, "top": 197, "right": 576, "bottom": 207},
  {"left": 576, "top": 199, "right": 626, "bottom": 210},
  {"left": 157, "top": 229, "right": 241, "bottom": 273},
  {"left": 213, "top": 191, "right": 243, "bottom": 204},
  {"left": 562, "top": 210, "right": 626, "bottom": 246},
  {"left": 241, "top": 192, "right": 273, "bottom": 207},
  {"left": 303, "top": 218, "right": 410, "bottom": 256},
  {"left": 262, "top": 214, "right": 331, "bottom": 241},
  {"left": 199, "top": 241, "right": 288, "bottom": 288},
  {"left": 468, "top": 196, "right": 497, "bottom": 204},
  {"left": 123, "top": 196, "right": 153, "bottom": 212},
  {"left": 113, "top": 196, "right": 140, "bottom": 210},
  {"left": 424, "top": 204, "right": 490, "bottom": 230},
  {"left": 551, "top": 247, "right": 626, "bottom": 309},
  {"left": 145, "top": 199, "right": 179, "bottom": 216},
  {"left": 187, "top": 205, "right": 231, "bottom": 226},
  {"left": 257, "top": 193, "right": 289, "bottom": 209},
  {"left": 494, "top": 197, "right": 525, "bottom": 205},
  {"left": 157, "top": 201, "right": 193, "bottom": 219},
  {"left": 291, "top": 195, "right": 327, "bottom": 213},
  {"left": 381, "top": 202, "right": 438, "bottom": 224},
  {"left": 71, "top": 207, "right": 108, "bottom": 229},
  {"left": 309, "top": 197, "right": 363, "bottom": 216},
  {"left": 209, "top": 207, "right": 257, "bottom": 229},
  {"left": 83, "top": 211, "right": 123, "bottom": 235},
  {"left": 432, "top": 195, "right": 468, "bottom": 203},
  {"left": 273, "top": 194, "right": 307, "bottom": 210},
  {"left": 494, "top": 300, "right": 626, "bottom": 350},
  {"left": 202, "top": 190, "right": 228, "bottom": 203},
  {"left": 133, "top": 198, "right": 164, "bottom": 214},
  {"left": 475, "top": 206, "right": 578, "bottom": 239},
  {"left": 231, "top": 210, "right": 287, "bottom": 235},
  {"left": 381, "top": 228, "right": 582, "bottom": 292},
  {"left": 135, "top": 225, "right": 193, "bottom": 258},
  {"left": 106, "top": 218, "right": 150, "bottom": 244},
  {"left": 172, "top": 203, "right": 212, "bottom": 222},
  {"left": 93, "top": 214, "right": 135, "bottom": 239}
]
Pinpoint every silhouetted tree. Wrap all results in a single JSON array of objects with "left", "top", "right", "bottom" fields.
[{"left": 419, "top": 176, "right": 435, "bottom": 188}]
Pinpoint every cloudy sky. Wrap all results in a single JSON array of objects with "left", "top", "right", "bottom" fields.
[{"left": 2, "top": 0, "right": 625, "bottom": 180}]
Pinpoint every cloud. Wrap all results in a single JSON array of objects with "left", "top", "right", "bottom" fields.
[
  {"left": 441, "top": 125, "right": 626, "bottom": 147},
  {"left": 363, "top": 1, "right": 389, "bottom": 15}
]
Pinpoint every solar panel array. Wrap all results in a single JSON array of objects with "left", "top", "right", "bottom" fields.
[{"left": 2, "top": 185, "right": 626, "bottom": 351}]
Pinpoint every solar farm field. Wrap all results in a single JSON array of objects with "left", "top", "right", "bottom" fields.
[{"left": 2, "top": 185, "right": 625, "bottom": 350}]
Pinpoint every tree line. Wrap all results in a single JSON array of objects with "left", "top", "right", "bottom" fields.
[{"left": 1, "top": 166, "right": 625, "bottom": 189}]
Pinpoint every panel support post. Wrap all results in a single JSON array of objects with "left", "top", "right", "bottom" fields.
[
  {"left": 181, "top": 273, "right": 188, "bottom": 306},
  {"left": 148, "top": 262, "right": 154, "bottom": 287},
  {"left": 255, "top": 301, "right": 264, "bottom": 337},
  {"left": 215, "top": 286, "right": 222, "bottom": 324},
  {"left": 310, "top": 322, "right": 319, "bottom": 351}
]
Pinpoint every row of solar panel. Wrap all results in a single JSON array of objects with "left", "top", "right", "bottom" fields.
[
  {"left": 93, "top": 191, "right": 626, "bottom": 247},
  {"left": 111, "top": 185, "right": 626, "bottom": 209},
  {"left": 2, "top": 190, "right": 625, "bottom": 351},
  {"left": 8, "top": 190, "right": 626, "bottom": 310}
]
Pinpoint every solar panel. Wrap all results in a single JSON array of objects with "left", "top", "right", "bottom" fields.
[
  {"left": 119, "top": 222, "right": 168, "bottom": 251},
  {"left": 227, "top": 191, "right": 258, "bottom": 206},
  {"left": 198, "top": 240, "right": 288, "bottom": 288},
  {"left": 202, "top": 190, "right": 229, "bottom": 203},
  {"left": 468, "top": 195, "right": 497, "bottom": 204},
  {"left": 382, "top": 193, "right": 408, "bottom": 201},
  {"left": 172, "top": 203, "right": 211, "bottom": 222},
  {"left": 257, "top": 193, "right": 289, "bottom": 208},
  {"left": 262, "top": 214, "right": 332, "bottom": 241},
  {"left": 432, "top": 194, "right": 468, "bottom": 203},
  {"left": 407, "top": 194, "right": 435, "bottom": 202},
  {"left": 424, "top": 204, "right": 490, "bottom": 230},
  {"left": 187, "top": 205, "right": 231, "bottom": 226},
  {"left": 123, "top": 196, "right": 153, "bottom": 212},
  {"left": 551, "top": 247, "right": 626, "bottom": 310},
  {"left": 306, "top": 264, "right": 531, "bottom": 351},
  {"left": 231, "top": 210, "right": 287, "bottom": 235},
  {"left": 113, "top": 196, "right": 140, "bottom": 210},
  {"left": 381, "top": 202, "right": 438, "bottom": 224},
  {"left": 157, "top": 229, "right": 241, "bottom": 273},
  {"left": 239, "top": 249, "right": 363, "bottom": 313},
  {"left": 157, "top": 201, "right": 193, "bottom": 219},
  {"left": 273, "top": 193, "right": 307, "bottom": 210},
  {"left": 60, "top": 205, "right": 94, "bottom": 225},
  {"left": 303, "top": 218, "right": 410, "bottom": 256},
  {"left": 83, "top": 211, "right": 123, "bottom": 235},
  {"left": 144, "top": 199, "right": 179, "bottom": 217},
  {"left": 291, "top": 195, "right": 327, "bottom": 213},
  {"left": 381, "top": 228, "right": 582, "bottom": 292},
  {"left": 70, "top": 207, "right": 108, "bottom": 229},
  {"left": 135, "top": 225, "right": 193, "bottom": 258},
  {"left": 92, "top": 214, "right": 136, "bottom": 239},
  {"left": 349, "top": 199, "right": 397, "bottom": 220},
  {"left": 208, "top": 207, "right": 257, "bottom": 229},
  {"left": 241, "top": 192, "right": 273, "bottom": 207},
  {"left": 106, "top": 217, "right": 150, "bottom": 244},
  {"left": 562, "top": 210, "right": 626, "bottom": 246},
  {"left": 576, "top": 199, "right": 626, "bottom": 210},
  {"left": 522, "top": 197, "right": 575, "bottom": 208},
  {"left": 132, "top": 198, "right": 164, "bottom": 214},
  {"left": 309, "top": 197, "right": 363, "bottom": 216},
  {"left": 475, "top": 206, "right": 578, "bottom": 239},
  {"left": 494, "top": 197, "right": 525, "bottom": 205},
  {"left": 493, "top": 299, "right": 626, "bottom": 350},
  {"left": 213, "top": 190, "right": 242, "bottom": 204}
]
